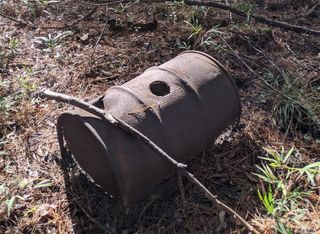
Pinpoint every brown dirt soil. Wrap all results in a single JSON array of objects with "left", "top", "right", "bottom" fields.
[{"left": 1, "top": 0, "right": 319, "bottom": 233}]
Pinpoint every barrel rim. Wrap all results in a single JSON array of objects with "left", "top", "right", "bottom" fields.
[
  {"left": 57, "top": 112, "right": 125, "bottom": 202},
  {"left": 179, "top": 50, "right": 242, "bottom": 124}
]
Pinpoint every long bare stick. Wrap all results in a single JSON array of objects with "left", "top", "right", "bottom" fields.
[
  {"left": 43, "top": 90, "right": 186, "bottom": 169},
  {"left": 0, "top": 11, "right": 28, "bottom": 26},
  {"left": 42, "top": 89, "right": 260, "bottom": 234},
  {"left": 184, "top": 0, "right": 320, "bottom": 36},
  {"left": 77, "top": 0, "right": 165, "bottom": 7},
  {"left": 90, "top": 6, "right": 109, "bottom": 66}
]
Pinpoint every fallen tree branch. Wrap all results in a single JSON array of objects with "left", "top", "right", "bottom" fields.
[
  {"left": 42, "top": 89, "right": 186, "bottom": 169},
  {"left": 77, "top": 0, "right": 165, "bottom": 6},
  {"left": 184, "top": 0, "right": 320, "bottom": 36},
  {"left": 0, "top": 11, "right": 28, "bottom": 26},
  {"left": 42, "top": 89, "right": 260, "bottom": 234},
  {"left": 77, "top": 0, "right": 125, "bottom": 6}
]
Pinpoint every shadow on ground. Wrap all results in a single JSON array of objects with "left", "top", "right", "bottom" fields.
[{"left": 60, "top": 131, "right": 264, "bottom": 234}]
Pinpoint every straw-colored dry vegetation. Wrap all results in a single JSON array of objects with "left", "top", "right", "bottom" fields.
[{"left": 1, "top": 0, "right": 319, "bottom": 233}]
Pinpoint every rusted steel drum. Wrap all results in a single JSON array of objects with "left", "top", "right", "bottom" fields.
[{"left": 58, "top": 51, "right": 241, "bottom": 206}]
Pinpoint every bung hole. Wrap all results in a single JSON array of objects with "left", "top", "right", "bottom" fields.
[{"left": 149, "top": 81, "right": 170, "bottom": 96}]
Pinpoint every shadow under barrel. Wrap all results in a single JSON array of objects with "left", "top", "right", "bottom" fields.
[{"left": 57, "top": 51, "right": 241, "bottom": 207}]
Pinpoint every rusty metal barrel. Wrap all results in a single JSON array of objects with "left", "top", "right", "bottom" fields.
[{"left": 58, "top": 51, "right": 241, "bottom": 206}]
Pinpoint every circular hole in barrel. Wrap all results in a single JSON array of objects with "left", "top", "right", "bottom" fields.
[{"left": 149, "top": 81, "right": 170, "bottom": 96}]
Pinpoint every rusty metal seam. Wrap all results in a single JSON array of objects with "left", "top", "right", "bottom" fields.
[
  {"left": 107, "top": 86, "right": 162, "bottom": 122},
  {"left": 105, "top": 85, "right": 172, "bottom": 153}
]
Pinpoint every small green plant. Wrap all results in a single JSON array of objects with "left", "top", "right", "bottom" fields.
[
  {"left": 254, "top": 147, "right": 320, "bottom": 233},
  {"left": 0, "top": 184, "right": 21, "bottom": 218},
  {"left": 179, "top": 41, "right": 191, "bottom": 50},
  {"left": 198, "top": 6, "right": 211, "bottom": 17},
  {"left": 257, "top": 26, "right": 272, "bottom": 34},
  {"left": 200, "top": 25, "right": 225, "bottom": 47},
  {"left": 235, "top": 2, "right": 253, "bottom": 22},
  {"left": 8, "top": 37, "right": 19, "bottom": 51},
  {"left": 110, "top": 2, "right": 131, "bottom": 14},
  {"left": 263, "top": 71, "right": 320, "bottom": 138},
  {"left": 6, "top": 67, "right": 37, "bottom": 100},
  {"left": 34, "top": 31, "right": 73, "bottom": 52},
  {"left": 132, "top": 25, "right": 142, "bottom": 32},
  {"left": 6, "top": 195, "right": 25, "bottom": 217},
  {"left": 164, "top": 0, "right": 184, "bottom": 23},
  {"left": 21, "top": 0, "right": 49, "bottom": 16},
  {"left": 0, "top": 67, "right": 35, "bottom": 116},
  {"left": 16, "top": 67, "right": 37, "bottom": 98},
  {"left": 257, "top": 184, "right": 275, "bottom": 215},
  {"left": 182, "top": 12, "right": 223, "bottom": 50},
  {"left": 185, "top": 17, "right": 202, "bottom": 40},
  {"left": 0, "top": 97, "right": 13, "bottom": 114},
  {"left": 0, "top": 37, "right": 19, "bottom": 69},
  {"left": 260, "top": 147, "right": 294, "bottom": 169},
  {"left": 0, "top": 138, "right": 6, "bottom": 156},
  {"left": 0, "top": 78, "right": 15, "bottom": 115},
  {"left": 22, "top": 0, "right": 38, "bottom": 16},
  {"left": 276, "top": 220, "right": 293, "bottom": 234},
  {"left": 0, "top": 177, "right": 53, "bottom": 219}
]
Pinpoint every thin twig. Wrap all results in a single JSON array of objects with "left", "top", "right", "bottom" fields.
[
  {"left": 77, "top": 0, "right": 126, "bottom": 6},
  {"left": 219, "top": 36, "right": 320, "bottom": 128},
  {"left": 77, "top": 0, "right": 165, "bottom": 6},
  {"left": 177, "top": 169, "right": 186, "bottom": 209},
  {"left": 305, "top": 4, "right": 320, "bottom": 18},
  {"left": 67, "top": 6, "right": 98, "bottom": 26},
  {"left": 0, "top": 11, "right": 28, "bottom": 26},
  {"left": 112, "top": 115, "right": 188, "bottom": 169},
  {"left": 184, "top": 0, "right": 320, "bottom": 36},
  {"left": 60, "top": 153, "right": 110, "bottom": 233},
  {"left": 43, "top": 89, "right": 186, "bottom": 169},
  {"left": 72, "top": 194, "right": 109, "bottom": 233},
  {"left": 90, "top": 6, "right": 109, "bottom": 66},
  {"left": 182, "top": 170, "right": 255, "bottom": 230},
  {"left": 138, "top": 195, "right": 160, "bottom": 223},
  {"left": 42, "top": 89, "right": 260, "bottom": 234}
]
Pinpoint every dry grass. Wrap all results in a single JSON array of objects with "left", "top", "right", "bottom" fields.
[{"left": 1, "top": 0, "right": 319, "bottom": 233}]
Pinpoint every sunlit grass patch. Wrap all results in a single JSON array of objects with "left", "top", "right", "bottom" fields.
[
  {"left": 254, "top": 147, "right": 320, "bottom": 233},
  {"left": 263, "top": 71, "right": 320, "bottom": 139}
]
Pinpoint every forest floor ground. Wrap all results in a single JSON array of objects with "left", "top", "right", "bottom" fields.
[{"left": 0, "top": 0, "right": 320, "bottom": 233}]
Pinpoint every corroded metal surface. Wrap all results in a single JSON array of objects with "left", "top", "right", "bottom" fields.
[{"left": 57, "top": 51, "right": 241, "bottom": 206}]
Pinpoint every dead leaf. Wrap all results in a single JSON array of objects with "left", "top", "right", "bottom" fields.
[{"left": 80, "top": 33, "right": 89, "bottom": 41}]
